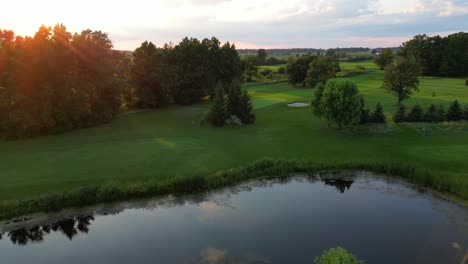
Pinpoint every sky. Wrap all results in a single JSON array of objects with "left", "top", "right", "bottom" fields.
[{"left": 1, "top": 0, "right": 467, "bottom": 50}]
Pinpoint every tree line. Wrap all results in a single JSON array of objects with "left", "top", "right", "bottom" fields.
[
  {"left": 0, "top": 25, "right": 126, "bottom": 138},
  {"left": 0, "top": 25, "right": 244, "bottom": 138},
  {"left": 375, "top": 32, "right": 468, "bottom": 77},
  {"left": 130, "top": 37, "right": 241, "bottom": 107}
]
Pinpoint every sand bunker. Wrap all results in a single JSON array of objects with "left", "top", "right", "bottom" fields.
[{"left": 287, "top": 102, "right": 309, "bottom": 107}]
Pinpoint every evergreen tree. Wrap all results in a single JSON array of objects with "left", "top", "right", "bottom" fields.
[
  {"left": 447, "top": 100, "right": 463, "bottom": 121},
  {"left": 406, "top": 105, "right": 424, "bottom": 122},
  {"left": 393, "top": 104, "right": 407, "bottom": 123},
  {"left": 370, "top": 103, "right": 386, "bottom": 123},
  {"left": 208, "top": 83, "right": 228, "bottom": 127},
  {"left": 226, "top": 79, "right": 242, "bottom": 118},
  {"left": 436, "top": 104, "right": 446, "bottom": 122},
  {"left": 360, "top": 107, "right": 371, "bottom": 124},
  {"left": 424, "top": 104, "right": 439, "bottom": 123},
  {"left": 238, "top": 89, "right": 255, "bottom": 124}
]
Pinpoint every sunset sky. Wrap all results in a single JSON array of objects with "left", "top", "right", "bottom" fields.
[{"left": 2, "top": 0, "right": 467, "bottom": 49}]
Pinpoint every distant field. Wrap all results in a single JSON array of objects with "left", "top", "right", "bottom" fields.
[{"left": 1, "top": 59, "right": 467, "bottom": 207}]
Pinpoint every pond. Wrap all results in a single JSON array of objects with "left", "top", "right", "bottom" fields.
[{"left": 0, "top": 172, "right": 467, "bottom": 264}]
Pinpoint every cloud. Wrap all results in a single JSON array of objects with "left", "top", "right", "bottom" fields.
[{"left": 1, "top": 0, "right": 467, "bottom": 49}]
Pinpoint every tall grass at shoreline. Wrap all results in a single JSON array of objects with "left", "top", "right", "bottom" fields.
[{"left": 1, "top": 159, "right": 463, "bottom": 221}]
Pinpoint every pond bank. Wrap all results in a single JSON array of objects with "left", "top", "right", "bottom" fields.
[{"left": 0, "top": 159, "right": 466, "bottom": 221}]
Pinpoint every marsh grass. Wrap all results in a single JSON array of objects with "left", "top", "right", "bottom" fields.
[{"left": 0, "top": 158, "right": 460, "bottom": 220}]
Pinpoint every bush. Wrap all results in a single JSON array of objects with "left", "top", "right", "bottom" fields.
[
  {"left": 464, "top": 105, "right": 468, "bottom": 120},
  {"left": 278, "top": 67, "right": 286, "bottom": 74},
  {"left": 260, "top": 68, "right": 272, "bottom": 77},
  {"left": 314, "top": 247, "right": 365, "bottom": 264},
  {"left": 447, "top": 100, "right": 463, "bottom": 121},
  {"left": 465, "top": 78, "right": 468, "bottom": 86},
  {"left": 393, "top": 104, "right": 407, "bottom": 123},
  {"left": 406, "top": 105, "right": 424, "bottom": 122}
]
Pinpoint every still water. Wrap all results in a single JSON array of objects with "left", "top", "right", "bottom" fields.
[{"left": 0, "top": 172, "right": 467, "bottom": 264}]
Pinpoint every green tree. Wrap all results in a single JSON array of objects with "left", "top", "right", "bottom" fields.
[
  {"left": 305, "top": 56, "right": 340, "bottom": 88},
  {"left": 238, "top": 89, "right": 255, "bottom": 124},
  {"left": 374, "top": 48, "right": 394, "bottom": 70},
  {"left": 226, "top": 79, "right": 242, "bottom": 118},
  {"left": 447, "top": 100, "right": 463, "bottom": 121},
  {"left": 314, "top": 247, "right": 365, "bottom": 264},
  {"left": 424, "top": 104, "right": 439, "bottom": 123},
  {"left": 208, "top": 83, "right": 228, "bottom": 127},
  {"left": 315, "top": 79, "right": 363, "bottom": 129},
  {"left": 311, "top": 83, "right": 326, "bottom": 117},
  {"left": 242, "top": 55, "right": 259, "bottom": 81},
  {"left": 286, "top": 55, "right": 316, "bottom": 86},
  {"left": 370, "top": 103, "right": 386, "bottom": 123},
  {"left": 406, "top": 105, "right": 424, "bottom": 122},
  {"left": 257, "top": 49, "right": 268, "bottom": 65},
  {"left": 393, "top": 104, "right": 407, "bottom": 123},
  {"left": 382, "top": 57, "right": 421, "bottom": 104},
  {"left": 131, "top": 41, "right": 170, "bottom": 108}
]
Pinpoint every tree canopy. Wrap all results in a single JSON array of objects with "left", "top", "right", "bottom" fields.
[
  {"left": 305, "top": 56, "right": 340, "bottom": 88},
  {"left": 382, "top": 57, "right": 421, "bottom": 104},
  {"left": 313, "top": 79, "right": 363, "bottom": 129},
  {"left": 399, "top": 32, "right": 468, "bottom": 77},
  {"left": 0, "top": 24, "right": 125, "bottom": 138},
  {"left": 374, "top": 48, "right": 394, "bottom": 70}
]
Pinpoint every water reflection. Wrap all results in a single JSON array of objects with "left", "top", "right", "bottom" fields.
[
  {"left": 5, "top": 216, "right": 94, "bottom": 245},
  {"left": 194, "top": 247, "right": 270, "bottom": 264},
  {"left": 323, "top": 179, "right": 354, "bottom": 193}
]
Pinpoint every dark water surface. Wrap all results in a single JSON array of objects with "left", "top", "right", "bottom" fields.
[{"left": 1, "top": 172, "right": 467, "bottom": 264}]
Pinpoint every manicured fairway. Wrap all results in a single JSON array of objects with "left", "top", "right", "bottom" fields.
[{"left": 1, "top": 61, "right": 467, "bottom": 204}]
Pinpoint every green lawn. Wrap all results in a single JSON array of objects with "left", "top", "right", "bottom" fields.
[{"left": 1, "top": 61, "right": 468, "bottom": 204}]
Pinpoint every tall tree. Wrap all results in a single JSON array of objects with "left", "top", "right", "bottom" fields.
[
  {"left": 382, "top": 57, "right": 421, "bottom": 104},
  {"left": 131, "top": 41, "right": 170, "bottom": 108}
]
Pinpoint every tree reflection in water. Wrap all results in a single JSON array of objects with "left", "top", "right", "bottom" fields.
[
  {"left": 324, "top": 179, "right": 354, "bottom": 193},
  {"left": 3, "top": 216, "right": 94, "bottom": 245}
]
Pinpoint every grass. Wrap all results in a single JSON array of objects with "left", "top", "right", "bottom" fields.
[{"left": 1, "top": 60, "right": 467, "bottom": 218}]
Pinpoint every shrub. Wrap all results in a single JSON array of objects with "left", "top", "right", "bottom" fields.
[
  {"left": 225, "top": 115, "right": 242, "bottom": 126},
  {"left": 406, "top": 105, "right": 424, "bottom": 122},
  {"left": 464, "top": 105, "right": 468, "bottom": 120},
  {"left": 278, "top": 67, "right": 286, "bottom": 74},
  {"left": 465, "top": 78, "right": 468, "bottom": 86},
  {"left": 208, "top": 84, "right": 228, "bottom": 127},
  {"left": 447, "top": 100, "right": 463, "bottom": 121},
  {"left": 314, "top": 247, "right": 365, "bottom": 264},
  {"left": 393, "top": 104, "right": 407, "bottom": 123},
  {"left": 370, "top": 103, "right": 386, "bottom": 123}
]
